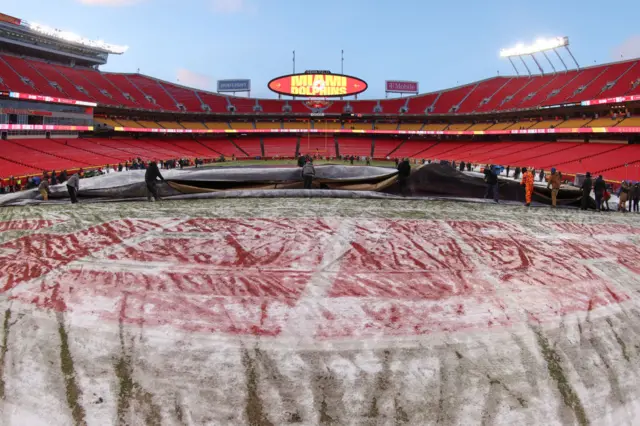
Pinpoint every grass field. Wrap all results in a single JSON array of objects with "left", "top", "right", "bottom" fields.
[
  {"left": 203, "top": 159, "right": 399, "bottom": 168},
  {"left": 0, "top": 198, "right": 639, "bottom": 425}
]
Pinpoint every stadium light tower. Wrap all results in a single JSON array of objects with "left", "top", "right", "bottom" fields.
[
  {"left": 21, "top": 20, "right": 128, "bottom": 54},
  {"left": 500, "top": 37, "right": 579, "bottom": 75}
]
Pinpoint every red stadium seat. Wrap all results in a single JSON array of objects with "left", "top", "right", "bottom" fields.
[
  {"left": 431, "top": 85, "right": 475, "bottom": 114},
  {"left": 0, "top": 56, "right": 39, "bottom": 93},
  {"left": 27, "top": 60, "right": 96, "bottom": 102},
  {"left": 263, "top": 138, "right": 297, "bottom": 157},
  {"left": 391, "top": 141, "right": 439, "bottom": 159},
  {"left": 348, "top": 100, "right": 378, "bottom": 115},
  {"left": 598, "top": 61, "right": 640, "bottom": 98},
  {"left": 338, "top": 138, "right": 373, "bottom": 157},
  {"left": 475, "top": 78, "right": 530, "bottom": 113},
  {"left": 258, "top": 99, "right": 285, "bottom": 114},
  {"left": 299, "top": 136, "right": 336, "bottom": 157},
  {"left": 457, "top": 77, "right": 510, "bottom": 113},
  {"left": 232, "top": 138, "right": 262, "bottom": 157},
  {"left": 546, "top": 67, "right": 611, "bottom": 105},
  {"left": 405, "top": 93, "right": 439, "bottom": 114},
  {"left": 102, "top": 74, "right": 160, "bottom": 110},
  {"left": 77, "top": 70, "right": 138, "bottom": 107},
  {"left": 125, "top": 75, "right": 180, "bottom": 111},
  {"left": 197, "top": 92, "right": 230, "bottom": 113},
  {"left": 283, "top": 100, "right": 310, "bottom": 114},
  {"left": 0, "top": 139, "right": 85, "bottom": 171},
  {"left": 1, "top": 55, "right": 62, "bottom": 97},
  {"left": 227, "top": 96, "right": 257, "bottom": 114},
  {"left": 198, "top": 139, "right": 248, "bottom": 157},
  {"left": 163, "top": 84, "right": 206, "bottom": 112},
  {"left": 517, "top": 72, "right": 579, "bottom": 109},
  {"left": 373, "top": 139, "right": 403, "bottom": 159},
  {"left": 498, "top": 75, "right": 555, "bottom": 110},
  {"left": 378, "top": 98, "right": 406, "bottom": 114},
  {"left": 0, "top": 149, "right": 42, "bottom": 177}
]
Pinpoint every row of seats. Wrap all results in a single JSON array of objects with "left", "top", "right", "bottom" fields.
[
  {"left": 402, "top": 141, "right": 640, "bottom": 182},
  {"left": 2, "top": 53, "right": 639, "bottom": 115},
  {"left": 95, "top": 116, "right": 640, "bottom": 132},
  {"left": 0, "top": 136, "right": 401, "bottom": 177},
  {"left": 1, "top": 137, "right": 639, "bottom": 182}
]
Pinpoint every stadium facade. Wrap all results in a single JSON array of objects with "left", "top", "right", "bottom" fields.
[{"left": 0, "top": 12, "right": 639, "bottom": 183}]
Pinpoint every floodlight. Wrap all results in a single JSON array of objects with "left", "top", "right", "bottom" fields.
[
  {"left": 500, "top": 37, "right": 569, "bottom": 58},
  {"left": 22, "top": 21, "right": 128, "bottom": 54}
]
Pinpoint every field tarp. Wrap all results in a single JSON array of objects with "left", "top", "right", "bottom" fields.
[{"left": 0, "top": 164, "right": 591, "bottom": 207}]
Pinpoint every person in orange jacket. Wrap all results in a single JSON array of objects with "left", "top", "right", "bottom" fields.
[{"left": 521, "top": 167, "right": 534, "bottom": 206}]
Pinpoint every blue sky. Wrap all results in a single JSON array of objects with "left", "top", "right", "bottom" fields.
[{"left": 3, "top": 0, "right": 640, "bottom": 98}]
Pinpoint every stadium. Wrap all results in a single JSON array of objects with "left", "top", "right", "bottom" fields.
[{"left": 0, "top": 8, "right": 640, "bottom": 426}]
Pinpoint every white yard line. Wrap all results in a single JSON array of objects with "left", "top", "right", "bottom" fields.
[{"left": 278, "top": 218, "right": 356, "bottom": 345}]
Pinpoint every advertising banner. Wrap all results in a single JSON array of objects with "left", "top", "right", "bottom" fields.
[
  {"left": 268, "top": 73, "right": 367, "bottom": 97},
  {"left": 111, "top": 126, "right": 640, "bottom": 136},
  {"left": 385, "top": 80, "right": 419, "bottom": 94},
  {"left": 6, "top": 92, "right": 97, "bottom": 107},
  {"left": 581, "top": 94, "right": 640, "bottom": 106},
  {"left": 0, "top": 13, "right": 21, "bottom": 26},
  {"left": 0, "top": 124, "right": 93, "bottom": 131},
  {"left": 217, "top": 79, "right": 251, "bottom": 93}
]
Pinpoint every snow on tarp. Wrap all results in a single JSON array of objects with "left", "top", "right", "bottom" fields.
[{"left": 0, "top": 199, "right": 639, "bottom": 425}]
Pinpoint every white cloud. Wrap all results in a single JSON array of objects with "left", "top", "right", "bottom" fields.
[
  {"left": 176, "top": 68, "right": 213, "bottom": 90},
  {"left": 211, "top": 0, "right": 255, "bottom": 14},
  {"left": 76, "top": 0, "right": 145, "bottom": 6},
  {"left": 611, "top": 35, "right": 640, "bottom": 60}
]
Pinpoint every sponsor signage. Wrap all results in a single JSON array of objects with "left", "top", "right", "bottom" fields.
[
  {"left": 6, "top": 91, "right": 97, "bottom": 107},
  {"left": 0, "top": 108, "right": 53, "bottom": 117},
  {"left": 269, "top": 73, "right": 367, "bottom": 97},
  {"left": 385, "top": 80, "right": 419, "bottom": 94},
  {"left": 217, "top": 79, "right": 251, "bottom": 93},
  {"left": 581, "top": 94, "right": 640, "bottom": 106},
  {"left": 112, "top": 126, "right": 640, "bottom": 135},
  {"left": 0, "top": 13, "right": 21, "bottom": 26},
  {"left": 539, "top": 102, "right": 581, "bottom": 110},
  {"left": 0, "top": 124, "right": 93, "bottom": 131}
]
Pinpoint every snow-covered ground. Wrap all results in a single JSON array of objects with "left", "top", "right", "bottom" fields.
[{"left": 0, "top": 198, "right": 639, "bottom": 425}]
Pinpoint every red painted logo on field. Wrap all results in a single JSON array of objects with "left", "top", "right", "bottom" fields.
[
  {"left": 0, "top": 219, "right": 63, "bottom": 233},
  {"left": 0, "top": 217, "right": 635, "bottom": 339}
]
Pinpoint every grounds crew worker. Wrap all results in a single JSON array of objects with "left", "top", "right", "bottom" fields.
[
  {"left": 520, "top": 167, "right": 534, "bottom": 207},
  {"left": 580, "top": 172, "right": 593, "bottom": 211},
  {"left": 483, "top": 165, "right": 499, "bottom": 203},
  {"left": 145, "top": 161, "right": 165, "bottom": 201},
  {"left": 397, "top": 158, "right": 412, "bottom": 196},
  {"left": 302, "top": 160, "right": 315, "bottom": 189},
  {"left": 547, "top": 168, "right": 562, "bottom": 207},
  {"left": 38, "top": 176, "right": 50, "bottom": 201},
  {"left": 66, "top": 173, "right": 80, "bottom": 204}
]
